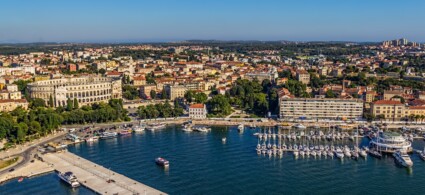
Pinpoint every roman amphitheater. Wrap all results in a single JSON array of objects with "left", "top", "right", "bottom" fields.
[{"left": 27, "top": 76, "right": 122, "bottom": 107}]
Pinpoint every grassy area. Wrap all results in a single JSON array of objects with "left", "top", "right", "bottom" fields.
[{"left": 0, "top": 157, "right": 19, "bottom": 170}]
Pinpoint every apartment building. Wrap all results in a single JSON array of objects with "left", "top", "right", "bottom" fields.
[
  {"left": 279, "top": 97, "right": 363, "bottom": 120},
  {"left": 370, "top": 100, "right": 407, "bottom": 120},
  {"left": 296, "top": 70, "right": 310, "bottom": 84},
  {"left": 164, "top": 85, "right": 187, "bottom": 100}
]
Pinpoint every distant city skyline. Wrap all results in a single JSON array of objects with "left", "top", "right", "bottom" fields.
[{"left": 1, "top": 0, "right": 424, "bottom": 43}]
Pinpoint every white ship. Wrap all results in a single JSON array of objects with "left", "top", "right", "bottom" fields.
[
  {"left": 57, "top": 171, "right": 80, "bottom": 188},
  {"left": 370, "top": 131, "right": 412, "bottom": 153},
  {"left": 393, "top": 150, "right": 413, "bottom": 167}
]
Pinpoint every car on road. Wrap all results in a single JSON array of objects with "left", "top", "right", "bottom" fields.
[{"left": 9, "top": 168, "right": 15, "bottom": 172}]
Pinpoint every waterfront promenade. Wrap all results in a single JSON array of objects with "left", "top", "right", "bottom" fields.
[{"left": 41, "top": 151, "right": 166, "bottom": 195}]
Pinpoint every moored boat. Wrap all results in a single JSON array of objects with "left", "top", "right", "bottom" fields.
[
  {"left": 132, "top": 125, "right": 145, "bottom": 132},
  {"left": 100, "top": 132, "right": 118, "bottom": 139},
  {"left": 238, "top": 124, "right": 244, "bottom": 132},
  {"left": 393, "top": 150, "right": 413, "bottom": 167},
  {"left": 57, "top": 171, "right": 80, "bottom": 188},
  {"left": 119, "top": 129, "right": 132, "bottom": 135},
  {"left": 146, "top": 123, "right": 166, "bottom": 131},
  {"left": 293, "top": 124, "right": 306, "bottom": 129}
]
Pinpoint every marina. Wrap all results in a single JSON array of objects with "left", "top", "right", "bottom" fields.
[{"left": 2, "top": 124, "right": 425, "bottom": 194}]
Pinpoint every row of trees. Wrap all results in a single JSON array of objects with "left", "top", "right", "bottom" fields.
[
  {"left": 137, "top": 101, "right": 184, "bottom": 119},
  {"left": 0, "top": 99, "right": 129, "bottom": 144}
]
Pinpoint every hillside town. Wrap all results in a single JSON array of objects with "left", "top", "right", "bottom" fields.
[{"left": 1, "top": 39, "right": 425, "bottom": 145}]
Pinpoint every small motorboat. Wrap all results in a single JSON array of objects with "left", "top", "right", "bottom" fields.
[{"left": 155, "top": 157, "right": 169, "bottom": 167}]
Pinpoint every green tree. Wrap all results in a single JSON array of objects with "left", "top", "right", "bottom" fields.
[
  {"left": 49, "top": 95, "right": 54, "bottom": 107},
  {"left": 150, "top": 90, "right": 156, "bottom": 99},
  {"left": 194, "top": 92, "right": 208, "bottom": 104},
  {"left": 161, "top": 89, "right": 167, "bottom": 99},
  {"left": 207, "top": 94, "right": 232, "bottom": 116},
  {"left": 66, "top": 98, "right": 73, "bottom": 111},
  {"left": 184, "top": 90, "right": 194, "bottom": 103},
  {"left": 325, "top": 90, "right": 336, "bottom": 98},
  {"left": 30, "top": 98, "right": 46, "bottom": 108},
  {"left": 73, "top": 98, "right": 79, "bottom": 109},
  {"left": 28, "top": 121, "right": 42, "bottom": 135},
  {"left": 98, "top": 68, "right": 106, "bottom": 75}
]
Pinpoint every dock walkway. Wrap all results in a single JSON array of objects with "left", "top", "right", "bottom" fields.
[{"left": 42, "top": 151, "right": 166, "bottom": 195}]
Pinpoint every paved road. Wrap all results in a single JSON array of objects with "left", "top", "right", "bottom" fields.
[{"left": 0, "top": 133, "right": 66, "bottom": 176}]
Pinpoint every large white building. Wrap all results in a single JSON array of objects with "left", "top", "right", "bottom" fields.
[
  {"left": 189, "top": 104, "right": 207, "bottom": 119},
  {"left": 279, "top": 97, "right": 363, "bottom": 120},
  {"left": 27, "top": 76, "right": 122, "bottom": 107}
]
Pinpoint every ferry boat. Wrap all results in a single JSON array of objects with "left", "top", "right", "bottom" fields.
[
  {"left": 99, "top": 132, "right": 118, "bottom": 139},
  {"left": 369, "top": 131, "right": 412, "bottom": 153},
  {"left": 293, "top": 124, "right": 306, "bottom": 129},
  {"left": 393, "top": 150, "right": 413, "bottom": 167},
  {"left": 146, "top": 123, "right": 166, "bottom": 131},
  {"left": 155, "top": 157, "right": 169, "bottom": 167},
  {"left": 57, "top": 171, "right": 80, "bottom": 188}
]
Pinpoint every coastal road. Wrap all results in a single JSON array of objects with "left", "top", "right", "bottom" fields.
[{"left": 0, "top": 132, "right": 66, "bottom": 176}]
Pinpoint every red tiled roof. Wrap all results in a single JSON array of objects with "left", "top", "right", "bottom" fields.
[
  {"left": 189, "top": 104, "right": 205, "bottom": 109},
  {"left": 373, "top": 100, "right": 403, "bottom": 105},
  {"left": 409, "top": 106, "right": 425, "bottom": 110},
  {"left": 0, "top": 99, "right": 28, "bottom": 103}
]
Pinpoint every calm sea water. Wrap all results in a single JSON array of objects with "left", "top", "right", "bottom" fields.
[{"left": 1, "top": 125, "right": 425, "bottom": 194}]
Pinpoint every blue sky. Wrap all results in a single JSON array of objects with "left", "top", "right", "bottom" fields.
[{"left": 0, "top": 0, "right": 424, "bottom": 43}]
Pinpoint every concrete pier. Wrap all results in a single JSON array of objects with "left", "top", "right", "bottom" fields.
[{"left": 41, "top": 151, "right": 166, "bottom": 195}]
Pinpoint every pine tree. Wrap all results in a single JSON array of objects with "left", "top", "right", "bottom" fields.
[
  {"left": 66, "top": 98, "right": 73, "bottom": 111},
  {"left": 73, "top": 98, "right": 79, "bottom": 109},
  {"left": 161, "top": 89, "right": 167, "bottom": 99},
  {"left": 49, "top": 95, "right": 54, "bottom": 107}
]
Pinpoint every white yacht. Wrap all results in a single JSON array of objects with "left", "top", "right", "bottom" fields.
[
  {"left": 393, "top": 150, "right": 413, "bottom": 167},
  {"left": 57, "top": 171, "right": 80, "bottom": 188},
  {"left": 193, "top": 126, "right": 210, "bottom": 132},
  {"left": 238, "top": 124, "right": 244, "bottom": 132},
  {"left": 359, "top": 149, "right": 367, "bottom": 158},
  {"left": 99, "top": 132, "right": 117, "bottom": 139},
  {"left": 132, "top": 125, "right": 145, "bottom": 132},
  {"left": 370, "top": 131, "right": 412, "bottom": 153},
  {"left": 182, "top": 124, "right": 193, "bottom": 132},
  {"left": 335, "top": 148, "right": 344, "bottom": 159},
  {"left": 293, "top": 124, "right": 306, "bottom": 129},
  {"left": 146, "top": 123, "right": 166, "bottom": 131}
]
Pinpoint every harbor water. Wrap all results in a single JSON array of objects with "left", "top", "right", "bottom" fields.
[{"left": 1, "top": 125, "right": 425, "bottom": 194}]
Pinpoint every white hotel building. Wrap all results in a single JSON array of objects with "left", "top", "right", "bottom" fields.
[{"left": 279, "top": 97, "right": 363, "bottom": 120}]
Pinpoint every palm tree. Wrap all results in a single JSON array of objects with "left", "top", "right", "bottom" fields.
[
  {"left": 415, "top": 115, "right": 421, "bottom": 124},
  {"left": 420, "top": 115, "right": 425, "bottom": 124},
  {"left": 409, "top": 114, "right": 415, "bottom": 123}
]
